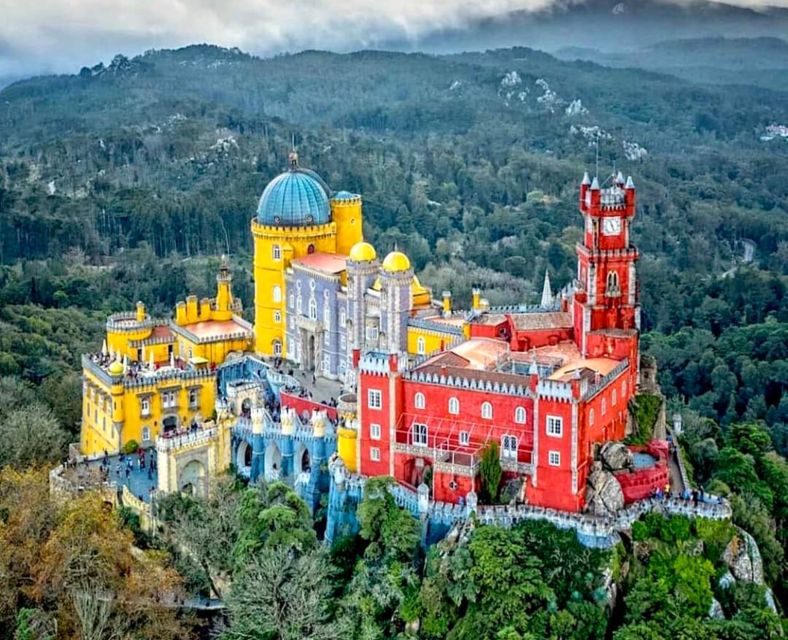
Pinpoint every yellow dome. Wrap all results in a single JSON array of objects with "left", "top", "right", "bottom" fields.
[
  {"left": 108, "top": 360, "right": 124, "bottom": 376},
  {"left": 382, "top": 251, "right": 411, "bottom": 273},
  {"left": 349, "top": 241, "right": 377, "bottom": 262}
]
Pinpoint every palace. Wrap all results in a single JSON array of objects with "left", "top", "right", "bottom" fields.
[{"left": 78, "top": 153, "right": 666, "bottom": 529}]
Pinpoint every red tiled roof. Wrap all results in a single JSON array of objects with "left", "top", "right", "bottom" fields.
[
  {"left": 182, "top": 318, "right": 250, "bottom": 340},
  {"left": 292, "top": 252, "right": 348, "bottom": 275},
  {"left": 149, "top": 325, "right": 173, "bottom": 341}
]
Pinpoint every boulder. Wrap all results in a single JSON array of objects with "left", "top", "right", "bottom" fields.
[
  {"left": 718, "top": 570, "right": 735, "bottom": 590},
  {"left": 600, "top": 442, "right": 634, "bottom": 472},
  {"left": 722, "top": 531, "right": 764, "bottom": 584},
  {"left": 501, "top": 478, "right": 524, "bottom": 505},
  {"left": 708, "top": 598, "right": 725, "bottom": 620},
  {"left": 585, "top": 467, "right": 625, "bottom": 517}
]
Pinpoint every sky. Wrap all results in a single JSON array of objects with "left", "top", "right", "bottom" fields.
[{"left": 0, "top": 0, "right": 786, "bottom": 77}]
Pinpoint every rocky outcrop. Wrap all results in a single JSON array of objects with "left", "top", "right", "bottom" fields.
[
  {"left": 600, "top": 442, "right": 634, "bottom": 472},
  {"left": 723, "top": 529, "right": 764, "bottom": 585},
  {"left": 709, "top": 599, "right": 725, "bottom": 620},
  {"left": 501, "top": 478, "right": 524, "bottom": 505},
  {"left": 585, "top": 465, "right": 625, "bottom": 517}
]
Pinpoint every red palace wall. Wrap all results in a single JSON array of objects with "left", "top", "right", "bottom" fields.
[
  {"left": 280, "top": 392, "right": 338, "bottom": 422},
  {"left": 358, "top": 368, "right": 400, "bottom": 478}
]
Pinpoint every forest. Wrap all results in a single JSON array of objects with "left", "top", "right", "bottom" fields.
[{"left": 0, "top": 40, "right": 785, "bottom": 638}]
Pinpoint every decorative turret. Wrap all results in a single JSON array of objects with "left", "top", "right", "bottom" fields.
[
  {"left": 380, "top": 250, "right": 413, "bottom": 356},
  {"left": 540, "top": 270, "right": 553, "bottom": 308},
  {"left": 442, "top": 291, "right": 452, "bottom": 318},
  {"left": 215, "top": 255, "right": 234, "bottom": 321}
]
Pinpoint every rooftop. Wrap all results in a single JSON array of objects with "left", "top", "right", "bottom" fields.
[
  {"left": 174, "top": 316, "right": 253, "bottom": 342},
  {"left": 292, "top": 252, "right": 348, "bottom": 275}
]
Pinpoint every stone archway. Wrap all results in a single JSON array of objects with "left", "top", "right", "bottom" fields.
[
  {"left": 294, "top": 442, "right": 311, "bottom": 474},
  {"left": 236, "top": 440, "right": 252, "bottom": 475},
  {"left": 264, "top": 442, "right": 282, "bottom": 481},
  {"left": 180, "top": 459, "right": 206, "bottom": 496}
]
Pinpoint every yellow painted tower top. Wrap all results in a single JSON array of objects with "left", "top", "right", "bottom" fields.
[
  {"left": 349, "top": 241, "right": 377, "bottom": 262},
  {"left": 382, "top": 250, "right": 411, "bottom": 273}
]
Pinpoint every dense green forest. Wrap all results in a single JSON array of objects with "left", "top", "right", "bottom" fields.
[{"left": 0, "top": 41, "right": 785, "bottom": 638}]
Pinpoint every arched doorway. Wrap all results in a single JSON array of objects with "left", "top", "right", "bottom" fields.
[
  {"left": 294, "top": 443, "right": 311, "bottom": 474},
  {"left": 236, "top": 440, "right": 252, "bottom": 474},
  {"left": 163, "top": 416, "right": 178, "bottom": 434},
  {"left": 241, "top": 398, "right": 252, "bottom": 417},
  {"left": 180, "top": 460, "right": 206, "bottom": 496},
  {"left": 264, "top": 442, "right": 282, "bottom": 481},
  {"left": 307, "top": 334, "right": 316, "bottom": 372}
]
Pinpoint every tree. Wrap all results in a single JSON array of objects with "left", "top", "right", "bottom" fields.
[
  {"left": 480, "top": 442, "right": 503, "bottom": 504},
  {"left": 0, "top": 404, "right": 69, "bottom": 470},
  {"left": 223, "top": 546, "right": 344, "bottom": 640}
]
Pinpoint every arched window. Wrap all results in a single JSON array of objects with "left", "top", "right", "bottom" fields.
[
  {"left": 448, "top": 397, "right": 460, "bottom": 415},
  {"left": 289, "top": 293, "right": 295, "bottom": 309},
  {"left": 481, "top": 402, "right": 493, "bottom": 420},
  {"left": 601, "top": 399, "right": 607, "bottom": 416},
  {"left": 414, "top": 392, "right": 426, "bottom": 410},
  {"left": 272, "top": 285, "right": 282, "bottom": 303},
  {"left": 606, "top": 271, "right": 619, "bottom": 292},
  {"left": 589, "top": 409, "right": 595, "bottom": 426},
  {"left": 514, "top": 406, "right": 526, "bottom": 424},
  {"left": 307, "top": 244, "right": 316, "bottom": 254},
  {"left": 309, "top": 298, "right": 317, "bottom": 320},
  {"left": 612, "top": 390, "right": 617, "bottom": 406},
  {"left": 296, "top": 295, "right": 303, "bottom": 315},
  {"left": 272, "top": 244, "right": 281, "bottom": 260},
  {"left": 142, "top": 426, "right": 151, "bottom": 442},
  {"left": 417, "top": 336, "right": 426, "bottom": 355},
  {"left": 323, "top": 304, "right": 330, "bottom": 326}
]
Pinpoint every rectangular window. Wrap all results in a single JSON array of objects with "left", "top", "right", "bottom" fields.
[
  {"left": 370, "top": 447, "right": 381, "bottom": 462},
  {"left": 548, "top": 451, "right": 561, "bottom": 466},
  {"left": 366, "top": 326, "right": 379, "bottom": 342},
  {"left": 272, "top": 244, "right": 281, "bottom": 260},
  {"left": 368, "top": 389, "right": 382, "bottom": 410},
  {"left": 340, "top": 335, "right": 346, "bottom": 350},
  {"left": 546, "top": 415, "right": 563, "bottom": 437},
  {"left": 412, "top": 423, "right": 428, "bottom": 447},
  {"left": 324, "top": 332, "right": 330, "bottom": 346},
  {"left": 189, "top": 388, "right": 198, "bottom": 408},
  {"left": 370, "top": 423, "right": 381, "bottom": 440},
  {"left": 459, "top": 431, "right": 470, "bottom": 446}
]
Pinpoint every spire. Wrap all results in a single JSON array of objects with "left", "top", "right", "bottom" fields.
[
  {"left": 540, "top": 269, "right": 553, "bottom": 308},
  {"left": 625, "top": 175, "right": 635, "bottom": 189},
  {"left": 590, "top": 176, "right": 600, "bottom": 190},
  {"left": 616, "top": 170, "right": 625, "bottom": 184},
  {"left": 581, "top": 171, "right": 591, "bottom": 186},
  {"left": 101, "top": 339, "right": 108, "bottom": 356}
]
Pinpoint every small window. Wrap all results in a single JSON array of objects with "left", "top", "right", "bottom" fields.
[
  {"left": 548, "top": 451, "right": 561, "bottom": 467},
  {"left": 141, "top": 397, "right": 150, "bottom": 416},
  {"left": 189, "top": 388, "right": 198, "bottom": 408},
  {"left": 622, "top": 381, "right": 627, "bottom": 397},
  {"left": 481, "top": 402, "right": 493, "bottom": 420},
  {"left": 607, "top": 271, "right": 619, "bottom": 292},
  {"left": 448, "top": 397, "right": 460, "bottom": 415},
  {"left": 324, "top": 332, "right": 330, "bottom": 346},
  {"left": 612, "top": 390, "right": 617, "bottom": 406},
  {"left": 309, "top": 298, "right": 317, "bottom": 320},
  {"left": 601, "top": 399, "right": 607, "bottom": 416},
  {"left": 340, "top": 335, "right": 346, "bottom": 350},
  {"left": 273, "top": 340, "right": 282, "bottom": 356},
  {"left": 368, "top": 389, "right": 382, "bottom": 409},
  {"left": 323, "top": 354, "right": 330, "bottom": 371},
  {"left": 547, "top": 415, "right": 563, "bottom": 437},
  {"left": 502, "top": 435, "right": 518, "bottom": 459},
  {"left": 274, "top": 310, "right": 281, "bottom": 323},
  {"left": 296, "top": 295, "right": 303, "bottom": 315},
  {"left": 365, "top": 325, "right": 379, "bottom": 343},
  {"left": 414, "top": 392, "right": 426, "bottom": 410},
  {"left": 589, "top": 409, "right": 595, "bottom": 426},
  {"left": 289, "top": 294, "right": 295, "bottom": 309},
  {"left": 370, "top": 447, "right": 380, "bottom": 462},
  {"left": 340, "top": 309, "right": 346, "bottom": 327},
  {"left": 459, "top": 431, "right": 470, "bottom": 446},
  {"left": 417, "top": 336, "right": 426, "bottom": 355},
  {"left": 514, "top": 406, "right": 526, "bottom": 424},
  {"left": 142, "top": 426, "right": 151, "bottom": 442},
  {"left": 272, "top": 244, "right": 281, "bottom": 260},
  {"left": 307, "top": 244, "right": 316, "bottom": 254},
  {"left": 412, "top": 423, "right": 428, "bottom": 447},
  {"left": 370, "top": 423, "right": 381, "bottom": 440}
]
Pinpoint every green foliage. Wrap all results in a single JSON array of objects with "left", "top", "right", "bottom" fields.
[
  {"left": 627, "top": 393, "right": 662, "bottom": 445},
  {"left": 121, "top": 439, "right": 139, "bottom": 455},
  {"left": 479, "top": 441, "right": 503, "bottom": 503}
]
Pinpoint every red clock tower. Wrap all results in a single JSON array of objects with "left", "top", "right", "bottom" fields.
[{"left": 573, "top": 171, "right": 640, "bottom": 357}]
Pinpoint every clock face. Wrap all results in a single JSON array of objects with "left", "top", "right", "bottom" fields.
[{"left": 602, "top": 217, "right": 622, "bottom": 236}]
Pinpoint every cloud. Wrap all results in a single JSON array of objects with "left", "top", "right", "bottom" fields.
[{"left": 0, "top": 0, "right": 785, "bottom": 76}]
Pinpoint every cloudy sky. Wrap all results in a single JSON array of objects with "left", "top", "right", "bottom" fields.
[{"left": 0, "top": 0, "right": 785, "bottom": 76}]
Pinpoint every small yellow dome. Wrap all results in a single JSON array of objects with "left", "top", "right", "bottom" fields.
[
  {"left": 382, "top": 251, "right": 411, "bottom": 273},
  {"left": 349, "top": 241, "right": 377, "bottom": 262},
  {"left": 108, "top": 360, "right": 124, "bottom": 376}
]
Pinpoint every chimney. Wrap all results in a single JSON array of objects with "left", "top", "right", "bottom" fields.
[{"left": 442, "top": 291, "right": 452, "bottom": 318}]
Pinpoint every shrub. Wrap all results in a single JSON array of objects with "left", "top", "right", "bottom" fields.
[{"left": 122, "top": 439, "right": 139, "bottom": 454}]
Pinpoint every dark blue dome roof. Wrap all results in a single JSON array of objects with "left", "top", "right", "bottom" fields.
[{"left": 257, "top": 167, "right": 331, "bottom": 227}]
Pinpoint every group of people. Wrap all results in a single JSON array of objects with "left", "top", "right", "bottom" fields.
[{"left": 99, "top": 447, "right": 158, "bottom": 483}]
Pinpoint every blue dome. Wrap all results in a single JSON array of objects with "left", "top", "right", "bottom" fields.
[
  {"left": 332, "top": 190, "right": 360, "bottom": 201},
  {"left": 257, "top": 168, "right": 331, "bottom": 227}
]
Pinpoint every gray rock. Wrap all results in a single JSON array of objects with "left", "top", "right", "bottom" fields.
[
  {"left": 709, "top": 598, "right": 725, "bottom": 620},
  {"left": 501, "top": 478, "right": 524, "bottom": 505},
  {"left": 722, "top": 530, "right": 764, "bottom": 584},
  {"left": 600, "top": 442, "right": 634, "bottom": 472},
  {"left": 585, "top": 468, "right": 625, "bottom": 517},
  {"left": 718, "top": 570, "right": 735, "bottom": 590}
]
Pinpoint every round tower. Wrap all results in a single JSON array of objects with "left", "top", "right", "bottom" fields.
[{"left": 380, "top": 250, "right": 413, "bottom": 356}]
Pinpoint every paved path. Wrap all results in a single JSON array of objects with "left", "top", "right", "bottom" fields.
[{"left": 78, "top": 452, "right": 159, "bottom": 502}]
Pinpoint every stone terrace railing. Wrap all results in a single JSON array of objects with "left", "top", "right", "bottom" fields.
[{"left": 156, "top": 427, "right": 218, "bottom": 452}]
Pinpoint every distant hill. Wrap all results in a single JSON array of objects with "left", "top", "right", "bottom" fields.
[
  {"left": 555, "top": 36, "right": 788, "bottom": 89},
  {"left": 387, "top": 0, "right": 788, "bottom": 56}
]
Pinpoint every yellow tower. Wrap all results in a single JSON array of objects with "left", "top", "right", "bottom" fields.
[
  {"left": 253, "top": 151, "right": 365, "bottom": 357},
  {"left": 330, "top": 191, "right": 364, "bottom": 257}
]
